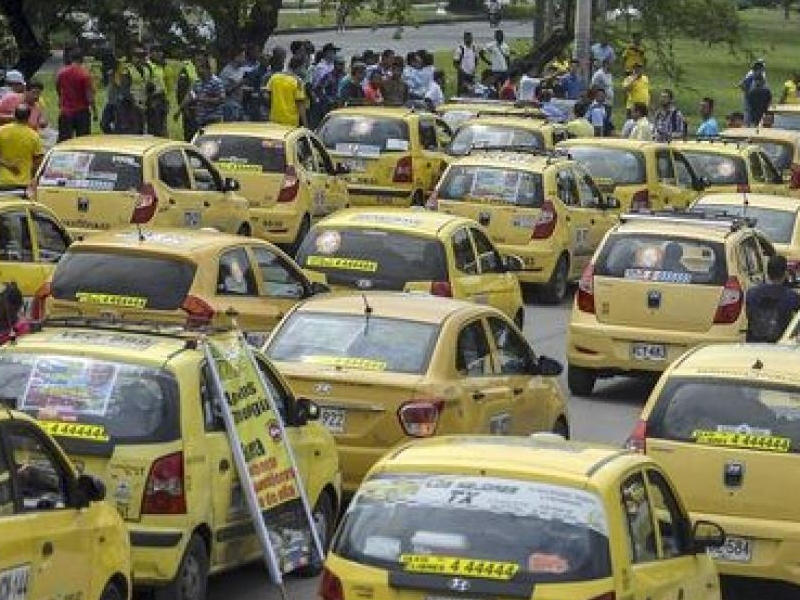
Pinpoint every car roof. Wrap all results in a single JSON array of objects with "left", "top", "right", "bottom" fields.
[
  {"left": 197, "top": 122, "right": 297, "bottom": 139},
  {"left": 671, "top": 343, "right": 800, "bottom": 385},
  {"left": 694, "top": 192, "right": 800, "bottom": 212},
  {"left": 721, "top": 127, "right": 800, "bottom": 143},
  {"left": 65, "top": 228, "right": 256, "bottom": 258},
  {"left": 316, "top": 208, "right": 472, "bottom": 236},
  {"left": 327, "top": 106, "right": 431, "bottom": 119},
  {"left": 670, "top": 139, "right": 758, "bottom": 155},
  {"left": 52, "top": 134, "right": 180, "bottom": 155},
  {"left": 559, "top": 138, "right": 666, "bottom": 151},
  {"left": 613, "top": 214, "right": 746, "bottom": 240},
  {"left": 0, "top": 196, "right": 60, "bottom": 215}
]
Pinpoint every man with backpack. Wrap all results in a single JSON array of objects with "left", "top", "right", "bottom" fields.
[
  {"left": 746, "top": 255, "right": 800, "bottom": 343},
  {"left": 453, "top": 32, "right": 478, "bottom": 95}
]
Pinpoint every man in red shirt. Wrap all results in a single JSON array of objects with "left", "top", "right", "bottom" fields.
[{"left": 55, "top": 47, "right": 96, "bottom": 141}]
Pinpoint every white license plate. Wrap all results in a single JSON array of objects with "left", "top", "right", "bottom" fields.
[
  {"left": 320, "top": 407, "right": 346, "bottom": 433},
  {"left": 344, "top": 158, "right": 366, "bottom": 172},
  {"left": 708, "top": 536, "right": 752, "bottom": 562},
  {"left": 631, "top": 342, "right": 667, "bottom": 361},
  {"left": 0, "top": 564, "right": 30, "bottom": 600}
]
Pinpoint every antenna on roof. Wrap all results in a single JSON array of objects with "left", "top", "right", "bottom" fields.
[{"left": 362, "top": 293, "right": 372, "bottom": 333}]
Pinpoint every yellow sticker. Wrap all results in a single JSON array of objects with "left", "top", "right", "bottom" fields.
[
  {"left": 39, "top": 420, "right": 110, "bottom": 442},
  {"left": 306, "top": 255, "right": 378, "bottom": 272},
  {"left": 216, "top": 162, "right": 261, "bottom": 172},
  {"left": 76, "top": 292, "right": 148, "bottom": 309},
  {"left": 400, "top": 554, "right": 519, "bottom": 580},
  {"left": 304, "top": 355, "right": 387, "bottom": 371},
  {"left": 693, "top": 430, "right": 791, "bottom": 453}
]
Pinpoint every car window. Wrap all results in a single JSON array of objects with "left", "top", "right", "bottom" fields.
[
  {"left": 470, "top": 228, "right": 501, "bottom": 273},
  {"left": 158, "top": 149, "right": 191, "bottom": 189},
  {"left": 760, "top": 152, "right": 782, "bottom": 183},
  {"left": 749, "top": 152, "right": 765, "bottom": 182},
  {"left": 756, "top": 141, "right": 792, "bottom": 171},
  {"left": 646, "top": 469, "right": 690, "bottom": 559},
  {"left": 738, "top": 236, "right": 765, "bottom": 282},
  {"left": 575, "top": 170, "right": 601, "bottom": 208},
  {"left": 488, "top": 316, "right": 533, "bottom": 375},
  {"left": 435, "top": 119, "right": 452, "bottom": 147},
  {"left": 297, "top": 136, "right": 318, "bottom": 173},
  {"left": 563, "top": 146, "right": 647, "bottom": 184},
  {"left": 251, "top": 246, "right": 305, "bottom": 299},
  {"left": 7, "top": 423, "right": 70, "bottom": 512},
  {"left": 39, "top": 150, "right": 143, "bottom": 191},
  {"left": 674, "top": 152, "right": 695, "bottom": 189},
  {"left": 556, "top": 169, "right": 579, "bottom": 206},
  {"left": 694, "top": 203, "right": 796, "bottom": 244},
  {"left": 656, "top": 150, "right": 675, "bottom": 184},
  {"left": 187, "top": 150, "right": 223, "bottom": 192},
  {"left": 217, "top": 248, "right": 258, "bottom": 296},
  {"left": 452, "top": 228, "right": 477, "bottom": 274},
  {"left": 0, "top": 429, "right": 13, "bottom": 515},
  {"left": 319, "top": 116, "right": 410, "bottom": 153},
  {"left": 309, "top": 135, "right": 335, "bottom": 174},
  {"left": 200, "top": 362, "right": 225, "bottom": 432},
  {"left": 0, "top": 210, "right": 33, "bottom": 262},
  {"left": 620, "top": 471, "right": 658, "bottom": 563},
  {"left": 448, "top": 124, "right": 545, "bottom": 155},
  {"left": 437, "top": 166, "right": 544, "bottom": 208},
  {"left": 32, "top": 212, "right": 69, "bottom": 263},
  {"left": 419, "top": 120, "right": 438, "bottom": 151},
  {"left": 195, "top": 134, "right": 286, "bottom": 173},
  {"left": 456, "top": 320, "right": 493, "bottom": 376},
  {"left": 681, "top": 151, "right": 747, "bottom": 185}
]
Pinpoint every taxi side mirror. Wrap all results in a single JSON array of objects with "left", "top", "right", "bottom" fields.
[
  {"left": 223, "top": 177, "right": 240, "bottom": 193},
  {"left": 603, "top": 196, "right": 621, "bottom": 210},
  {"left": 534, "top": 355, "right": 563, "bottom": 377},
  {"left": 694, "top": 176, "right": 710, "bottom": 191},
  {"left": 294, "top": 397, "right": 320, "bottom": 426},
  {"left": 692, "top": 520, "right": 725, "bottom": 553},
  {"left": 74, "top": 473, "right": 106, "bottom": 509}
]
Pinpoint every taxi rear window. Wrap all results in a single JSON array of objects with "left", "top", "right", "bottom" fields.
[
  {"left": 195, "top": 135, "right": 286, "bottom": 173},
  {"left": 39, "top": 150, "right": 143, "bottom": 191},
  {"left": 563, "top": 146, "right": 646, "bottom": 185},
  {"left": 319, "top": 116, "right": 410, "bottom": 154},
  {"left": 648, "top": 378, "right": 800, "bottom": 454},
  {"left": 774, "top": 113, "right": 800, "bottom": 131},
  {"left": 438, "top": 166, "right": 544, "bottom": 208},
  {"left": 595, "top": 234, "right": 727, "bottom": 285},
  {"left": 333, "top": 473, "right": 611, "bottom": 587},
  {"left": 296, "top": 228, "right": 447, "bottom": 290},
  {"left": 51, "top": 250, "right": 197, "bottom": 310},
  {"left": 693, "top": 203, "right": 797, "bottom": 244},
  {"left": 680, "top": 151, "right": 747, "bottom": 185},
  {"left": 267, "top": 313, "right": 437, "bottom": 374},
  {"left": 0, "top": 354, "right": 180, "bottom": 451},
  {"left": 449, "top": 124, "right": 545, "bottom": 156},
  {"left": 757, "top": 140, "right": 793, "bottom": 171}
]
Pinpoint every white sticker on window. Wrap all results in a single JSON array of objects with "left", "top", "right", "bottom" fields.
[{"left": 386, "top": 138, "right": 409, "bottom": 151}]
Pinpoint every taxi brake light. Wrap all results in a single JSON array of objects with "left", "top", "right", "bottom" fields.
[
  {"left": 625, "top": 419, "right": 647, "bottom": 453},
  {"left": 278, "top": 165, "right": 299, "bottom": 202},
  {"left": 142, "top": 452, "right": 186, "bottom": 515},
  {"left": 393, "top": 156, "right": 413, "bottom": 183},
  {"left": 430, "top": 281, "right": 452, "bottom": 297},
  {"left": 790, "top": 163, "right": 800, "bottom": 189},
  {"left": 181, "top": 295, "right": 215, "bottom": 326},
  {"left": 532, "top": 200, "right": 557, "bottom": 239},
  {"left": 398, "top": 400, "right": 444, "bottom": 437},
  {"left": 713, "top": 276, "right": 743, "bottom": 324},
  {"left": 576, "top": 263, "right": 595, "bottom": 314},
  {"left": 319, "top": 567, "right": 344, "bottom": 600},
  {"left": 631, "top": 189, "right": 650, "bottom": 211},
  {"left": 31, "top": 281, "right": 51, "bottom": 320}
]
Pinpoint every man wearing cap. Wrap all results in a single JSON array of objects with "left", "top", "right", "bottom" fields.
[
  {"left": 0, "top": 79, "right": 47, "bottom": 130},
  {"left": 0, "top": 104, "right": 43, "bottom": 189},
  {"left": 0, "top": 70, "right": 25, "bottom": 100},
  {"left": 118, "top": 45, "right": 152, "bottom": 134}
]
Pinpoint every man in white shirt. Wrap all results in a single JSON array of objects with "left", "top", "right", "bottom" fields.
[
  {"left": 481, "top": 29, "right": 510, "bottom": 88},
  {"left": 517, "top": 63, "right": 539, "bottom": 102},
  {"left": 591, "top": 58, "right": 614, "bottom": 106},
  {"left": 425, "top": 70, "right": 446, "bottom": 109},
  {"left": 591, "top": 37, "right": 616, "bottom": 67},
  {"left": 453, "top": 31, "right": 478, "bottom": 95}
]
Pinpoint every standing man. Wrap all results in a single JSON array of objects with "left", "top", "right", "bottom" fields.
[
  {"left": 220, "top": 47, "right": 248, "bottom": 122},
  {"left": 55, "top": 47, "right": 96, "bottom": 141},
  {"left": 746, "top": 255, "right": 800, "bottom": 343},
  {"left": 747, "top": 75, "right": 772, "bottom": 127},
  {"left": 0, "top": 105, "right": 43, "bottom": 190},
  {"left": 117, "top": 45, "right": 152, "bottom": 134},
  {"left": 628, "top": 102, "right": 654, "bottom": 141},
  {"left": 653, "top": 89, "right": 685, "bottom": 142},
  {"left": 590, "top": 35, "right": 616, "bottom": 69},
  {"left": 587, "top": 88, "right": 612, "bottom": 137},
  {"left": 696, "top": 97, "right": 719, "bottom": 137},
  {"left": 264, "top": 55, "right": 307, "bottom": 127},
  {"left": 481, "top": 29, "right": 510, "bottom": 89},
  {"left": 453, "top": 32, "right": 478, "bottom": 96},
  {"left": 621, "top": 33, "right": 645, "bottom": 75},
  {"left": 591, "top": 59, "right": 614, "bottom": 110},
  {"left": 560, "top": 59, "right": 586, "bottom": 101},
  {"left": 175, "top": 51, "right": 199, "bottom": 141},
  {"left": 623, "top": 63, "right": 650, "bottom": 119},
  {"left": 147, "top": 45, "right": 169, "bottom": 137},
  {"left": 739, "top": 59, "right": 766, "bottom": 124},
  {"left": 0, "top": 79, "right": 46, "bottom": 130},
  {"left": 176, "top": 58, "right": 225, "bottom": 129}
]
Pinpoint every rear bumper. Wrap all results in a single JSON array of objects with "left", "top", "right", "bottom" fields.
[
  {"left": 129, "top": 526, "right": 186, "bottom": 586},
  {"left": 497, "top": 243, "right": 559, "bottom": 285},
  {"left": 250, "top": 206, "right": 302, "bottom": 244},
  {"left": 347, "top": 185, "right": 413, "bottom": 206}
]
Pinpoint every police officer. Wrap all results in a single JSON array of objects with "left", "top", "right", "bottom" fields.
[
  {"left": 117, "top": 45, "right": 152, "bottom": 134},
  {"left": 147, "top": 45, "right": 169, "bottom": 137}
]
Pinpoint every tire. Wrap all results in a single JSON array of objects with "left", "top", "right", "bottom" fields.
[
  {"left": 154, "top": 534, "right": 209, "bottom": 600},
  {"left": 513, "top": 308, "right": 524, "bottom": 329},
  {"left": 290, "top": 215, "right": 311, "bottom": 256},
  {"left": 296, "top": 491, "right": 336, "bottom": 578},
  {"left": 552, "top": 417, "right": 570, "bottom": 440},
  {"left": 236, "top": 223, "right": 251, "bottom": 237},
  {"left": 411, "top": 190, "right": 425, "bottom": 207},
  {"left": 99, "top": 581, "right": 124, "bottom": 600},
  {"left": 541, "top": 255, "right": 569, "bottom": 304},
  {"left": 568, "top": 365, "right": 597, "bottom": 397}
]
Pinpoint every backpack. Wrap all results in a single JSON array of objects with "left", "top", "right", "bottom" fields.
[{"left": 746, "top": 285, "right": 792, "bottom": 343}]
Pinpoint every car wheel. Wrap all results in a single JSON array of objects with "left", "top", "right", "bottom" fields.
[
  {"left": 411, "top": 190, "right": 425, "bottom": 207},
  {"left": 154, "top": 534, "right": 209, "bottom": 600},
  {"left": 236, "top": 223, "right": 251, "bottom": 237},
  {"left": 296, "top": 491, "right": 336, "bottom": 578},
  {"left": 290, "top": 215, "right": 311, "bottom": 256},
  {"left": 541, "top": 255, "right": 569, "bottom": 304},
  {"left": 567, "top": 365, "right": 597, "bottom": 397},
  {"left": 552, "top": 417, "right": 570, "bottom": 439},
  {"left": 99, "top": 581, "right": 124, "bottom": 600},
  {"left": 513, "top": 308, "right": 524, "bottom": 329}
]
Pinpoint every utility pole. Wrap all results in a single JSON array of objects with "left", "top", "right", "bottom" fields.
[
  {"left": 575, "top": 0, "right": 592, "bottom": 83},
  {"left": 533, "top": 0, "right": 545, "bottom": 48}
]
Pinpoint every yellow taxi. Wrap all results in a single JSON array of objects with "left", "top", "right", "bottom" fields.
[
  {"left": 720, "top": 127, "right": 800, "bottom": 190},
  {"left": 0, "top": 195, "right": 71, "bottom": 306},
  {"left": 0, "top": 409, "right": 131, "bottom": 600},
  {"left": 436, "top": 98, "right": 546, "bottom": 130},
  {"left": 38, "top": 228, "right": 328, "bottom": 346},
  {"left": 0, "top": 323, "right": 341, "bottom": 599},
  {"left": 432, "top": 149, "right": 618, "bottom": 303},
  {"left": 264, "top": 293, "right": 569, "bottom": 494},
  {"left": 320, "top": 434, "right": 725, "bottom": 600},
  {"left": 295, "top": 208, "right": 525, "bottom": 325},
  {"left": 630, "top": 343, "right": 800, "bottom": 593},
  {"left": 670, "top": 139, "right": 788, "bottom": 196},
  {"left": 770, "top": 104, "right": 800, "bottom": 131},
  {"left": 317, "top": 106, "right": 451, "bottom": 207},
  {"left": 558, "top": 138, "right": 706, "bottom": 211},
  {"left": 32, "top": 135, "right": 251, "bottom": 239},
  {"left": 194, "top": 122, "right": 350, "bottom": 252},
  {"left": 446, "top": 115, "right": 568, "bottom": 156},
  {"left": 567, "top": 211, "right": 775, "bottom": 396}
]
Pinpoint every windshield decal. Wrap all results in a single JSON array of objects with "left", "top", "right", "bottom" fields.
[
  {"left": 39, "top": 420, "right": 110, "bottom": 442},
  {"left": 693, "top": 429, "right": 791, "bottom": 452},
  {"left": 306, "top": 255, "right": 378, "bottom": 272},
  {"left": 400, "top": 554, "right": 519, "bottom": 580},
  {"left": 76, "top": 292, "right": 148, "bottom": 309},
  {"left": 302, "top": 355, "right": 387, "bottom": 371}
]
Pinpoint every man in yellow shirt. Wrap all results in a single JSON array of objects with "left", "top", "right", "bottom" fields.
[
  {"left": 621, "top": 33, "right": 646, "bottom": 75},
  {"left": 623, "top": 63, "right": 650, "bottom": 118},
  {"left": 265, "top": 55, "right": 307, "bottom": 127},
  {"left": 0, "top": 105, "right": 43, "bottom": 189},
  {"left": 780, "top": 72, "right": 800, "bottom": 105}
]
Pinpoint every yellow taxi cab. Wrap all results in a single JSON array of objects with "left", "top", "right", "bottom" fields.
[
  {"left": 320, "top": 434, "right": 725, "bottom": 600},
  {"left": 0, "top": 408, "right": 131, "bottom": 600},
  {"left": 446, "top": 115, "right": 568, "bottom": 156},
  {"left": 37, "top": 228, "right": 328, "bottom": 345},
  {"left": 432, "top": 149, "right": 618, "bottom": 303},
  {"left": 265, "top": 293, "right": 569, "bottom": 494},
  {"left": 567, "top": 211, "right": 775, "bottom": 396},
  {"left": 317, "top": 106, "right": 451, "bottom": 207},
  {"left": 629, "top": 343, "right": 800, "bottom": 594},
  {"left": 770, "top": 104, "right": 800, "bottom": 131},
  {"left": 295, "top": 208, "right": 525, "bottom": 325},
  {"left": 0, "top": 323, "right": 341, "bottom": 600},
  {"left": 720, "top": 127, "right": 800, "bottom": 190},
  {"left": 436, "top": 98, "right": 546, "bottom": 130},
  {"left": 194, "top": 122, "right": 350, "bottom": 252},
  {"left": 0, "top": 195, "right": 71, "bottom": 306},
  {"left": 670, "top": 139, "right": 788, "bottom": 196},
  {"left": 558, "top": 138, "right": 706, "bottom": 211},
  {"left": 32, "top": 135, "right": 251, "bottom": 239}
]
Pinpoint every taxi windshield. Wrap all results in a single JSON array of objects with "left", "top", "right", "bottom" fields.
[
  {"left": 296, "top": 227, "right": 448, "bottom": 290},
  {"left": 0, "top": 353, "right": 180, "bottom": 449},
  {"left": 693, "top": 203, "right": 797, "bottom": 244},
  {"left": 680, "top": 151, "right": 747, "bottom": 185},
  {"left": 595, "top": 234, "right": 727, "bottom": 285},
  {"left": 564, "top": 146, "right": 646, "bottom": 184},
  {"left": 755, "top": 141, "right": 793, "bottom": 171},
  {"left": 319, "top": 116, "right": 410, "bottom": 154},
  {"left": 333, "top": 473, "right": 611, "bottom": 586},
  {"left": 195, "top": 135, "right": 286, "bottom": 173},
  {"left": 267, "top": 313, "right": 437, "bottom": 374},
  {"left": 773, "top": 112, "right": 800, "bottom": 131},
  {"left": 650, "top": 377, "right": 800, "bottom": 454},
  {"left": 438, "top": 166, "right": 544, "bottom": 208},
  {"left": 39, "top": 150, "right": 143, "bottom": 191},
  {"left": 448, "top": 124, "right": 545, "bottom": 155}
]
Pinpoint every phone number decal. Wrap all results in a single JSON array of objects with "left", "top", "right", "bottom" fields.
[
  {"left": 39, "top": 420, "right": 110, "bottom": 442},
  {"left": 693, "top": 430, "right": 791, "bottom": 453},
  {"left": 399, "top": 554, "right": 519, "bottom": 580}
]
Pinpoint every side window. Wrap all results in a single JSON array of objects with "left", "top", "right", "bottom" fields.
[
  {"left": 296, "top": 136, "right": 316, "bottom": 172},
  {"left": 255, "top": 357, "right": 290, "bottom": 423},
  {"left": 217, "top": 248, "right": 258, "bottom": 296},
  {"left": 419, "top": 120, "right": 438, "bottom": 151},
  {"left": 435, "top": 119, "right": 452, "bottom": 148},
  {"left": 556, "top": 170, "right": 578, "bottom": 206},
  {"left": 201, "top": 362, "right": 225, "bottom": 432},
  {"left": 576, "top": 171, "right": 601, "bottom": 208},
  {"left": 487, "top": 316, "right": 533, "bottom": 375},
  {"left": 738, "top": 236, "right": 765, "bottom": 282},
  {"left": 8, "top": 424, "right": 70, "bottom": 512},
  {"left": 158, "top": 150, "right": 191, "bottom": 189},
  {"left": 646, "top": 469, "right": 691, "bottom": 559},
  {"left": 0, "top": 432, "right": 13, "bottom": 516},
  {"left": 621, "top": 471, "right": 658, "bottom": 563},
  {"left": 749, "top": 152, "right": 765, "bottom": 183},
  {"left": 0, "top": 211, "right": 33, "bottom": 262},
  {"left": 656, "top": 150, "right": 676, "bottom": 184},
  {"left": 673, "top": 152, "right": 695, "bottom": 189},
  {"left": 32, "top": 212, "right": 69, "bottom": 263},
  {"left": 760, "top": 152, "right": 781, "bottom": 183},
  {"left": 251, "top": 246, "right": 305, "bottom": 299},
  {"left": 470, "top": 228, "right": 501, "bottom": 273},
  {"left": 310, "top": 136, "right": 334, "bottom": 174},
  {"left": 452, "top": 228, "right": 477, "bottom": 274},
  {"left": 186, "top": 150, "right": 223, "bottom": 192},
  {"left": 456, "top": 320, "right": 493, "bottom": 376}
]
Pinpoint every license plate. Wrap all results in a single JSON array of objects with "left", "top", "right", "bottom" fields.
[
  {"left": 344, "top": 158, "right": 366, "bottom": 172},
  {"left": 708, "top": 536, "right": 752, "bottom": 562},
  {"left": 320, "top": 407, "right": 346, "bottom": 433},
  {"left": 631, "top": 342, "right": 667, "bottom": 361}
]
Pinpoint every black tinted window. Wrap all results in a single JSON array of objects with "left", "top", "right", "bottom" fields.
[
  {"left": 319, "top": 116, "right": 410, "bottom": 153},
  {"left": 774, "top": 113, "right": 800, "bottom": 131},
  {"left": 449, "top": 124, "right": 545, "bottom": 155},
  {"left": 196, "top": 135, "right": 286, "bottom": 173},
  {"left": 681, "top": 151, "right": 747, "bottom": 185},
  {"left": 158, "top": 150, "right": 191, "bottom": 189},
  {"left": 565, "top": 146, "right": 646, "bottom": 185},
  {"left": 40, "top": 151, "right": 143, "bottom": 191}
]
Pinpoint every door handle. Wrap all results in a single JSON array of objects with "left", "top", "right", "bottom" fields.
[
  {"left": 565, "top": 216, "right": 571, "bottom": 222},
  {"left": 513, "top": 387, "right": 524, "bottom": 395},
  {"left": 42, "top": 541, "right": 53, "bottom": 557},
  {"left": 472, "top": 391, "right": 485, "bottom": 401},
  {"left": 168, "top": 197, "right": 176, "bottom": 205},
  {"left": 219, "top": 459, "right": 230, "bottom": 472},
  {"left": 203, "top": 200, "right": 210, "bottom": 207},
  {"left": 677, "top": 589, "right": 684, "bottom": 600},
  {"left": 590, "top": 219, "right": 595, "bottom": 225}
]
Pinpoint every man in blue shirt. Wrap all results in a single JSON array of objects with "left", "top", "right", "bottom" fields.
[
  {"left": 560, "top": 60, "right": 586, "bottom": 100},
  {"left": 696, "top": 96, "right": 719, "bottom": 137},
  {"left": 746, "top": 255, "right": 800, "bottom": 343}
]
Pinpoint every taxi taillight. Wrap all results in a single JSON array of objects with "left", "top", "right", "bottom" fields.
[
  {"left": 393, "top": 156, "right": 413, "bottom": 183},
  {"left": 142, "top": 451, "right": 186, "bottom": 515},
  {"left": 319, "top": 567, "right": 344, "bottom": 600},
  {"left": 631, "top": 189, "right": 650, "bottom": 211},
  {"left": 576, "top": 263, "right": 595, "bottom": 314},
  {"left": 430, "top": 281, "right": 452, "bottom": 297},
  {"left": 278, "top": 166, "right": 299, "bottom": 202},
  {"left": 713, "top": 276, "right": 743, "bottom": 324},
  {"left": 532, "top": 201, "right": 557, "bottom": 239},
  {"left": 790, "top": 163, "right": 800, "bottom": 189},
  {"left": 181, "top": 295, "right": 215, "bottom": 327},
  {"left": 398, "top": 400, "right": 444, "bottom": 437},
  {"left": 625, "top": 419, "right": 647, "bottom": 453},
  {"left": 31, "top": 281, "right": 51, "bottom": 320}
]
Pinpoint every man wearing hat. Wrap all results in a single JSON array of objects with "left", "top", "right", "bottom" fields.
[{"left": 0, "top": 70, "right": 25, "bottom": 100}]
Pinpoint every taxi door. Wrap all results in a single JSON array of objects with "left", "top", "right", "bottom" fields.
[
  {"left": 672, "top": 151, "right": 703, "bottom": 208},
  {"left": 555, "top": 168, "right": 593, "bottom": 280},
  {"left": 449, "top": 227, "right": 489, "bottom": 305},
  {"left": 214, "top": 246, "right": 273, "bottom": 333},
  {"left": 0, "top": 207, "right": 48, "bottom": 302},
  {"left": 574, "top": 166, "right": 617, "bottom": 258},
  {"left": 651, "top": 149, "right": 691, "bottom": 210},
  {"left": 755, "top": 151, "right": 789, "bottom": 195},
  {"left": 0, "top": 427, "right": 33, "bottom": 600},
  {"left": 309, "top": 135, "right": 350, "bottom": 217},
  {"left": 153, "top": 147, "right": 206, "bottom": 229},
  {"left": 468, "top": 226, "right": 521, "bottom": 319},
  {"left": 417, "top": 118, "right": 447, "bottom": 195},
  {"left": 185, "top": 148, "right": 241, "bottom": 233}
]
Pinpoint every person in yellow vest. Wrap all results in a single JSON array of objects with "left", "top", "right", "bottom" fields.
[
  {"left": 780, "top": 72, "right": 800, "bottom": 105},
  {"left": 147, "top": 45, "right": 169, "bottom": 137},
  {"left": 117, "top": 45, "right": 152, "bottom": 134},
  {"left": 175, "top": 52, "right": 200, "bottom": 141}
]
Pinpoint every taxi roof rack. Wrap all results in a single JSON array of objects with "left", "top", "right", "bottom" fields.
[
  {"left": 466, "top": 144, "right": 570, "bottom": 161},
  {"left": 620, "top": 210, "right": 757, "bottom": 231}
]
